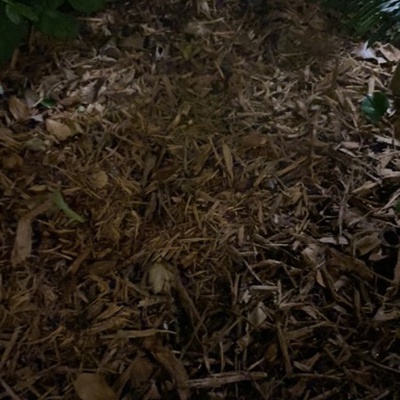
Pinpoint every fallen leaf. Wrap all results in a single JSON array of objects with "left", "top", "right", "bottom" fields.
[
  {"left": 354, "top": 233, "right": 380, "bottom": 256},
  {"left": 45, "top": 119, "right": 74, "bottom": 141},
  {"left": 248, "top": 301, "right": 267, "bottom": 327},
  {"left": 326, "top": 248, "right": 373, "bottom": 281},
  {"left": 8, "top": 96, "right": 31, "bottom": 121},
  {"left": 130, "top": 355, "right": 155, "bottom": 388},
  {"left": 24, "top": 137, "right": 47, "bottom": 151},
  {"left": 301, "top": 243, "right": 324, "bottom": 268},
  {"left": 378, "top": 43, "right": 400, "bottom": 62},
  {"left": 148, "top": 262, "right": 176, "bottom": 294},
  {"left": 143, "top": 338, "right": 189, "bottom": 400},
  {"left": 353, "top": 42, "right": 386, "bottom": 64},
  {"left": 221, "top": 141, "right": 233, "bottom": 181},
  {"left": 240, "top": 133, "right": 268, "bottom": 148},
  {"left": 11, "top": 199, "right": 53, "bottom": 266},
  {"left": 315, "top": 269, "right": 326, "bottom": 288},
  {"left": 2, "top": 153, "right": 23, "bottom": 169},
  {"left": 119, "top": 34, "right": 144, "bottom": 50},
  {"left": 11, "top": 216, "right": 32, "bottom": 267},
  {"left": 91, "top": 170, "right": 108, "bottom": 189},
  {"left": 73, "top": 373, "right": 118, "bottom": 400},
  {"left": 184, "top": 21, "right": 209, "bottom": 37}
]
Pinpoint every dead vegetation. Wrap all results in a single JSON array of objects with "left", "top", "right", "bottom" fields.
[{"left": 1, "top": 0, "right": 400, "bottom": 399}]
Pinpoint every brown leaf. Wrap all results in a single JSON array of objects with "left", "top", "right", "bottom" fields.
[
  {"left": 91, "top": 170, "right": 108, "bottom": 189},
  {"left": 240, "top": 133, "right": 268, "bottom": 148},
  {"left": 11, "top": 199, "right": 53, "bottom": 267},
  {"left": 326, "top": 248, "right": 373, "bottom": 281},
  {"left": 73, "top": 373, "right": 118, "bottom": 400},
  {"left": 148, "top": 262, "right": 176, "bottom": 294},
  {"left": 8, "top": 96, "right": 31, "bottom": 121},
  {"left": 354, "top": 233, "right": 380, "bottom": 256},
  {"left": 143, "top": 338, "right": 189, "bottom": 400},
  {"left": 45, "top": 119, "right": 74, "bottom": 141},
  {"left": 2, "top": 153, "right": 23, "bottom": 169},
  {"left": 11, "top": 216, "right": 32, "bottom": 267},
  {"left": 221, "top": 141, "right": 233, "bottom": 181},
  {"left": 130, "top": 355, "right": 155, "bottom": 388}
]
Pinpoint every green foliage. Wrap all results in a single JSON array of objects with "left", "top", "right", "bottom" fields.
[
  {"left": 0, "top": 0, "right": 105, "bottom": 63},
  {"left": 322, "top": 0, "right": 400, "bottom": 43},
  {"left": 0, "top": 3, "right": 28, "bottom": 63},
  {"left": 361, "top": 91, "right": 390, "bottom": 124},
  {"left": 37, "top": 10, "right": 79, "bottom": 39}
]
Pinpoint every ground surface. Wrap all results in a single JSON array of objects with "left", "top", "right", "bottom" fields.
[{"left": 1, "top": 0, "right": 400, "bottom": 399}]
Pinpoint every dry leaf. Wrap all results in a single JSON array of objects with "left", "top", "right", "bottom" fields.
[
  {"left": 353, "top": 42, "right": 386, "bottom": 64},
  {"left": 326, "top": 248, "right": 373, "bottom": 281},
  {"left": 264, "top": 341, "right": 278, "bottom": 364},
  {"left": 11, "top": 216, "right": 32, "bottom": 267},
  {"left": 148, "top": 262, "right": 176, "bottom": 294},
  {"left": 25, "top": 137, "right": 47, "bottom": 151},
  {"left": 354, "top": 233, "right": 380, "bottom": 256},
  {"left": 221, "top": 142, "right": 233, "bottom": 181},
  {"left": 184, "top": 21, "right": 209, "bottom": 37},
  {"left": 378, "top": 43, "right": 400, "bottom": 62},
  {"left": 315, "top": 269, "right": 326, "bottom": 288},
  {"left": 73, "top": 373, "right": 118, "bottom": 400},
  {"left": 91, "top": 170, "right": 108, "bottom": 189},
  {"left": 2, "top": 153, "right": 23, "bottom": 169},
  {"left": 248, "top": 301, "right": 267, "bottom": 327},
  {"left": 8, "top": 96, "right": 31, "bottom": 121},
  {"left": 241, "top": 133, "right": 268, "bottom": 148},
  {"left": 130, "top": 355, "right": 155, "bottom": 388},
  {"left": 301, "top": 243, "right": 324, "bottom": 268},
  {"left": 11, "top": 199, "right": 53, "bottom": 267},
  {"left": 45, "top": 119, "right": 74, "bottom": 141},
  {"left": 119, "top": 34, "right": 144, "bottom": 50},
  {"left": 142, "top": 153, "right": 157, "bottom": 186},
  {"left": 143, "top": 338, "right": 189, "bottom": 400}
]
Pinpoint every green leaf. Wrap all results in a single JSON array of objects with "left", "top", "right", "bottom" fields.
[
  {"left": 0, "top": 4, "right": 28, "bottom": 64},
  {"left": 5, "top": 5, "right": 21, "bottom": 24},
  {"left": 52, "top": 190, "right": 86, "bottom": 223},
  {"left": 361, "top": 91, "right": 390, "bottom": 124},
  {"left": 40, "top": 98, "right": 57, "bottom": 108},
  {"left": 395, "top": 199, "right": 400, "bottom": 214},
  {"left": 67, "top": 0, "right": 105, "bottom": 13},
  {"left": 5, "top": 2, "right": 38, "bottom": 22},
  {"left": 36, "top": 10, "right": 79, "bottom": 39},
  {"left": 45, "top": 0, "right": 65, "bottom": 10}
]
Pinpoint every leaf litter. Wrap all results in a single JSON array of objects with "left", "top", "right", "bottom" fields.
[{"left": 1, "top": 0, "right": 400, "bottom": 399}]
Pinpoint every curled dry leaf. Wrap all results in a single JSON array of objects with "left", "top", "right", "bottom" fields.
[
  {"left": 73, "top": 373, "right": 118, "bottom": 400},
  {"left": 2, "top": 153, "right": 23, "bottom": 169},
  {"left": 8, "top": 95, "right": 31, "bottom": 121},
  {"left": 354, "top": 233, "right": 380, "bottom": 256},
  {"left": 148, "top": 261, "right": 176, "bottom": 294},
  {"left": 91, "top": 170, "right": 108, "bottom": 189},
  {"left": 45, "top": 119, "right": 74, "bottom": 141},
  {"left": 11, "top": 216, "right": 32, "bottom": 267},
  {"left": 11, "top": 199, "right": 53, "bottom": 267}
]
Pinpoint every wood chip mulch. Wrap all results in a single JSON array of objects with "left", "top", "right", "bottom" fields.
[{"left": 1, "top": 0, "right": 400, "bottom": 399}]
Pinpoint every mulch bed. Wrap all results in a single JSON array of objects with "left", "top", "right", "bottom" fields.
[{"left": 1, "top": 0, "right": 400, "bottom": 398}]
